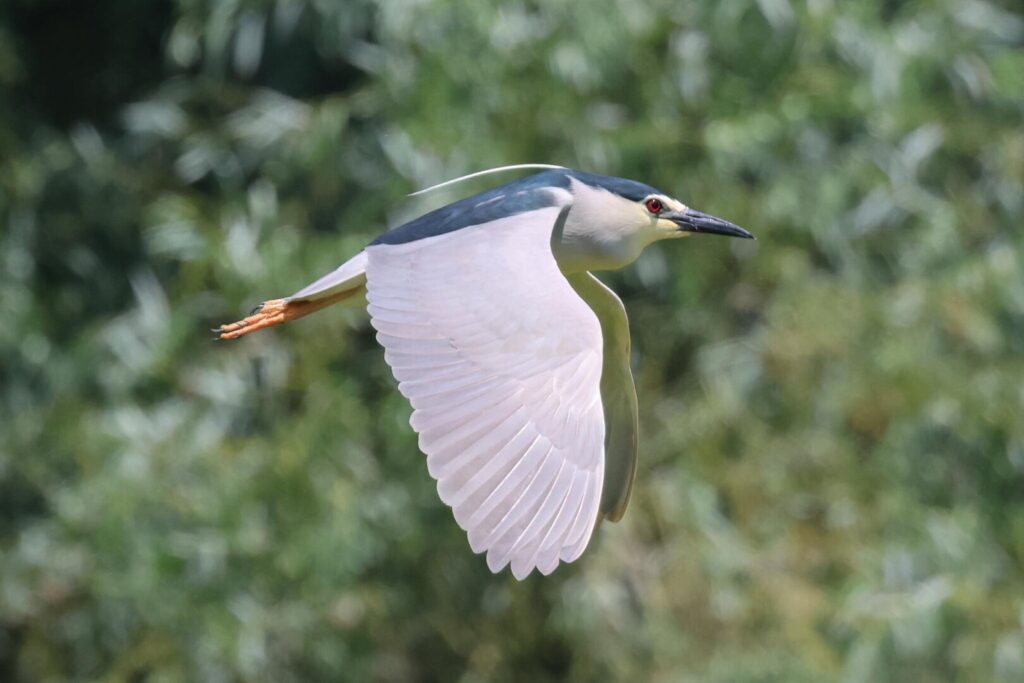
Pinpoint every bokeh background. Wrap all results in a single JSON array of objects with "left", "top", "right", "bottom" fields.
[{"left": 2, "top": 0, "right": 1023, "bottom": 680}]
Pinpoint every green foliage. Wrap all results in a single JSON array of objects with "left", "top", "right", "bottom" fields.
[{"left": 2, "top": 0, "right": 1023, "bottom": 680}]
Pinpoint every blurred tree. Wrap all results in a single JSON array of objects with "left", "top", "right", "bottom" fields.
[{"left": 1, "top": 0, "right": 1022, "bottom": 681}]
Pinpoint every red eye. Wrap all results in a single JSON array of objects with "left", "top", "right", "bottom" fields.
[{"left": 645, "top": 198, "right": 664, "bottom": 214}]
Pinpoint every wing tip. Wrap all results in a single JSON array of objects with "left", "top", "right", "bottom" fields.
[
  {"left": 486, "top": 553, "right": 586, "bottom": 581},
  {"left": 487, "top": 553, "right": 557, "bottom": 581},
  {"left": 511, "top": 562, "right": 532, "bottom": 581},
  {"left": 486, "top": 550, "right": 510, "bottom": 574}
]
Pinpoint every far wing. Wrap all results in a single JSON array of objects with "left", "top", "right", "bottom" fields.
[
  {"left": 288, "top": 251, "right": 367, "bottom": 302},
  {"left": 364, "top": 207, "right": 606, "bottom": 579},
  {"left": 568, "top": 272, "right": 639, "bottom": 523}
]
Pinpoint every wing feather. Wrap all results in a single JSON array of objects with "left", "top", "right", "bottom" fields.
[
  {"left": 484, "top": 452, "right": 563, "bottom": 572},
  {"left": 465, "top": 436, "right": 549, "bottom": 551},
  {"left": 508, "top": 462, "right": 573, "bottom": 579},
  {"left": 534, "top": 470, "right": 587, "bottom": 572}
]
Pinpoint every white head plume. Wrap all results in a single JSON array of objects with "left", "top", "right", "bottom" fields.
[{"left": 409, "top": 164, "right": 566, "bottom": 197}]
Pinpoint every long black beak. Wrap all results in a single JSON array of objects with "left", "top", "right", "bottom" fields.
[{"left": 667, "top": 208, "right": 754, "bottom": 239}]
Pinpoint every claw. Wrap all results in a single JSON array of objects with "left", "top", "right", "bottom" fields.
[
  {"left": 213, "top": 288, "right": 360, "bottom": 340},
  {"left": 215, "top": 298, "right": 290, "bottom": 340}
]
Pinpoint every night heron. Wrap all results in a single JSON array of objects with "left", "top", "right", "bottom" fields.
[{"left": 216, "top": 165, "right": 753, "bottom": 579}]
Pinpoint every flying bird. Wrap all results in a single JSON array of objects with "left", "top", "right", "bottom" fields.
[{"left": 215, "top": 165, "right": 753, "bottom": 579}]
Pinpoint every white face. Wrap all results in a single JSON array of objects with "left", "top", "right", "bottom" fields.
[{"left": 553, "top": 179, "right": 691, "bottom": 272}]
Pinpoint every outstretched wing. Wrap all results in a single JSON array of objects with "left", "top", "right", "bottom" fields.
[{"left": 364, "top": 206, "right": 606, "bottom": 579}]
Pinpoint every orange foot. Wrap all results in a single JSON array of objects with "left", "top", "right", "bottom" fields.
[
  {"left": 215, "top": 290, "right": 358, "bottom": 340},
  {"left": 215, "top": 299, "right": 293, "bottom": 339}
]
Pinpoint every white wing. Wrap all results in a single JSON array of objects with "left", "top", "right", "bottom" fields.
[{"left": 364, "top": 207, "right": 606, "bottom": 579}]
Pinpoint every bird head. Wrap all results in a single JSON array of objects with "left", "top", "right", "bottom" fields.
[
  {"left": 564, "top": 170, "right": 753, "bottom": 243},
  {"left": 553, "top": 170, "right": 753, "bottom": 271}
]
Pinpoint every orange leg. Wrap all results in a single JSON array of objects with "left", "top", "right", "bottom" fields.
[{"left": 215, "top": 290, "right": 357, "bottom": 340}]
